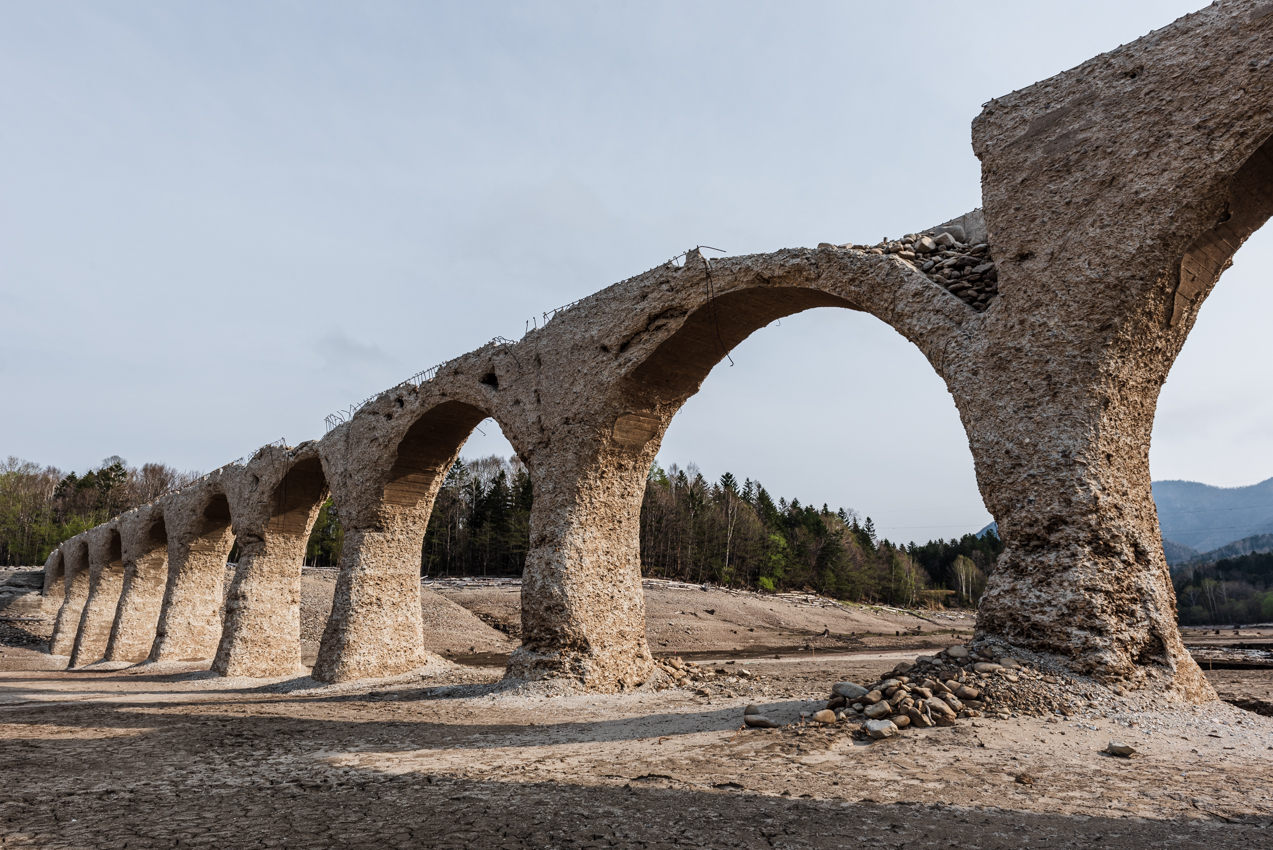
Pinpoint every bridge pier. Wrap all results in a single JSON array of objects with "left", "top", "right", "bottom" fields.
[
  {"left": 104, "top": 508, "right": 170, "bottom": 663},
  {"left": 69, "top": 526, "right": 125, "bottom": 667},
  {"left": 48, "top": 538, "right": 89, "bottom": 657},
  {"left": 213, "top": 452, "right": 327, "bottom": 678},
  {"left": 313, "top": 398, "right": 487, "bottom": 683},
  {"left": 507, "top": 439, "right": 656, "bottom": 691},
  {"left": 149, "top": 489, "right": 236, "bottom": 663}
]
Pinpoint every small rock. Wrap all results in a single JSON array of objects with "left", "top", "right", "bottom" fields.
[
  {"left": 864, "top": 702, "right": 892, "bottom": 720},
  {"left": 933, "top": 232, "right": 960, "bottom": 249},
  {"left": 1106, "top": 741, "right": 1135, "bottom": 757},
  {"left": 695, "top": 688, "right": 711, "bottom": 697},
  {"left": 864, "top": 719, "right": 898, "bottom": 740},
  {"left": 997, "top": 657, "right": 1022, "bottom": 670},
  {"left": 946, "top": 645, "right": 970, "bottom": 659},
  {"left": 827, "top": 695, "right": 847, "bottom": 710},
  {"left": 743, "top": 704, "right": 762, "bottom": 716},
  {"left": 906, "top": 707, "right": 934, "bottom": 728},
  {"left": 1015, "top": 773, "right": 1034, "bottom": 786},
  {"left": 744, "top": 715, "right": 780, "bottom": 729},
  {"left": 832, "top": 682, "right": 869, "bottom": 700},
  {"left": 812, "top": 710, "right": 837, "bottom": 724},
  {"left": 861, "top": 689, "right": 883, "bottom": 705},
  {"left": 892, "top": 661, "right": 915, "bottom": 674},
  {"left": 973, "top": 662, "right": 1003, "bottom": 674},
  {"left": 916, "top": 235, "right": 938, "bottom": 253},
  {"left": 927, "top": 698, "right": 956, "bottom": 719},
  {"left": 891, "top": 714, "right": 911, "bottom": 729},
  {"left": 933, "top": 224, "right": 967, "bottom": 242}
]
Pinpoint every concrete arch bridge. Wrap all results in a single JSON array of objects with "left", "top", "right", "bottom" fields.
[{"left": 40, "top": 1, "right": 1273, "bottom": 700}]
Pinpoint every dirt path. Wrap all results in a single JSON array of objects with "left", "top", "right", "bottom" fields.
[
  {"left": 2, "top": 654, "right": 1273, "bottom": 848},
  {"left": 4, "top": 578, "right": 1273, "bottom": 847}
]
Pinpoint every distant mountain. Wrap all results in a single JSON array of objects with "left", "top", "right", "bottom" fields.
[
  {"left": 1191, "top": 533, "right": 1273, "bottom": 564},
  {"left": 1152, "top": 477, "right": 1273, "bottom": 552},
  {"left": 972, "top": 477, "right": 1273, "bottom": 566},
  {"left": 1161, "top": 539, "right": 1201, "bottom": 566}
]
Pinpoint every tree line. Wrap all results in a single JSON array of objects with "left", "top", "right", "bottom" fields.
[
  {"left": 1173, "top": 552, "right": 1273, "bottom": 625},
  {"left": 0, "top": 456, "right": 198, "bottom": 566},
  {"left": 1, "top": 452, "right": 999, "bottom": 610}
]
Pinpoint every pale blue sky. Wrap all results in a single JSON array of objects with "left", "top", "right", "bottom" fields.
[{"left": 4, "top": 1, "right": 1262, "bottom": 543}]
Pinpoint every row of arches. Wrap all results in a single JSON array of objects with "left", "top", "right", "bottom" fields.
[{"left": 41, "top": 252, "right": 925, "bottom": 689}]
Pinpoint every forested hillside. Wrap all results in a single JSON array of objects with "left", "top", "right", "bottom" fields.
[
  {"left": 1173, "top": 552, "right": 1273, "bottom": 626},
  {"left": 0, "top": 453, "right": 1000, "bottom": 607},
  {"left": 0, "top": 456, "right": 198, "bottom": 566}
]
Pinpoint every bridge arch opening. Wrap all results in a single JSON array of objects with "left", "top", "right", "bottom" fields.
[
  {"left": 628, "top": 286, "right": 861, "bottom": 405},
  {"left": 1170, "top": 135, "right": 1273, "bottom": 329},
  {"left": 313, "top": 399, "right": 525, "bottom": 682},
  {"left": 150, "top": 489, "right": 238, "bottom": 663}
]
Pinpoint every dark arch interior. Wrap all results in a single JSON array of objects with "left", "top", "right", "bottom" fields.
[
  {"left": 628, "top": 287, "right": 861, "bottom": 403},
  {"left": 146, "top": 515, "right": 168, "bottom": 549},
  {"left": 1174, "top": 133, "right": 1273, "bottom": 326},
  {"left": 190, "top": 493, "right": 234, "bottom": 558},
  {"left": 267, "top": 457, "right": 329, "bottom": 536},
  {"left": 46, "top": 549, "right": 65, "bottom": 592},
  {"left": 66, "top": 540, "right": 89, "bottom": 577},
  {"left": 384, "top": 400, "right": 492, "bottom": 509},
  {"left": 106, "top": 529, "right": 123, "bottom": 568}
]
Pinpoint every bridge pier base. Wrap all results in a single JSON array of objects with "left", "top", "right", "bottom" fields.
[
  {"left": 312, "top": 526, "right": 433, "bottom": 683},
  {"left": 507, "top": 449, "right": 655, "bottom": 692}
]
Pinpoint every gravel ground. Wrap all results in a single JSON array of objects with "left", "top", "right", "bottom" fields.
[{"left": 3, "top": 574, "right": 1273, "bottom": 847}]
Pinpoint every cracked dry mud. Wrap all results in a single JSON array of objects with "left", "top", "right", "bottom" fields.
[{"left": 3, "top": 583, "right": 1273, "bottom": 848}]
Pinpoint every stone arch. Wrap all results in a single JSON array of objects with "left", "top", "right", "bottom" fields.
[
  {"left": 506, "top": 250, "right": 957, "bottom": 689},
  {"left": 213, "top": 452, "right": 329, "bottom": 677},
  {"left": 48, "top": 538, "right": 89, "bottom": 656},
  {"left": 42, "top": 547, "right": 65, "bottom": 601},
  {"left": 627, "top": 286, "right": 861, "bottom": 407},
  {"left": 1170, "top": 134, "right": 1273, "bottom": 328},
  {"left": 69, "top": 525, "right": 124, "bottom": 667},
  {"left": 151, "top": 487, "right": 238, "bottom": 663},
  {"left": 313, "top": 398, "right": 508, "bottom": 682},
  {"left": 105, "top": 508, "right": 171, "bottom": 662}
]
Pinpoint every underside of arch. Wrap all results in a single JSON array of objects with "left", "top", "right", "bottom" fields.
[
  {"left": 1172, "top": 134, "right": 1273, "bottom": 327},
  {"left": 628, "top": 286, "right": 860, "bottom": 403},
  {"left": 267, "top": 457, "right": 329, "bottom": 536},
  {"left": 383, "top": 400, "right": 491, "bottom": 510}
]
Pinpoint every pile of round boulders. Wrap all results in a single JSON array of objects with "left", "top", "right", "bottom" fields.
[
  {"left": 739, "top": 642, "right": 1102, "bottom": 740},
  {"left": 820, "top": 223, "right": 998, "bottom": 312}
]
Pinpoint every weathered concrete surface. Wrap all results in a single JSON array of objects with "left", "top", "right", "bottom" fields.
[
  {"left": 48, "top": 538, "right": 88, "bottom": 657},
  {"left": 68, "top": 525, "right": 124, "bottom": 667},
  {"left": 103, "top": 505, "right": 169, "bottom": 663},
  {"left": 148, "top": 474, "right": 238, "bottom": 663},
  {"left": 40, "top": 2, "right": 1272, "bottom": 698},
  {"left": 956, "top": 0, "right": 1273, "bottom": 700},
  {"left": 212, "top": 446, "right": 328, "bottom": 677}
]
